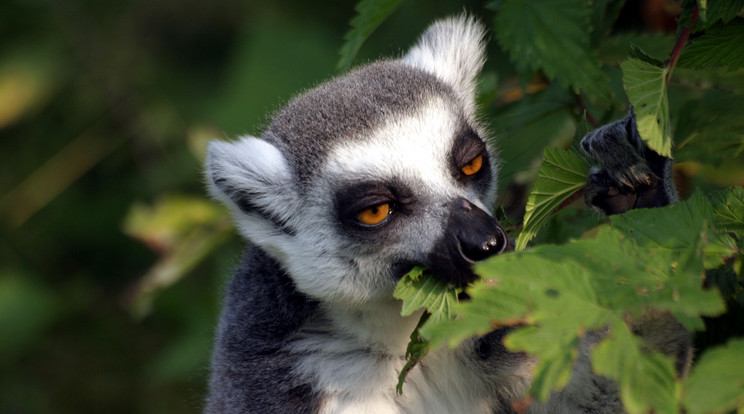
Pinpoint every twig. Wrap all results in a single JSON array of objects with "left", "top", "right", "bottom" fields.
[
  {"left": 666, "top": 4, "right": 699, "bottom": 85},
  {"left": 575, "top": 95, "right": 599, "bottom": 128}
]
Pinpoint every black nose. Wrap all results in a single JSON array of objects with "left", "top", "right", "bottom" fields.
[
  {"left": 460, "top": 224, "right": 508, "bottom": 262},
  {"left": 454, "top": 198, "right": 508, "bottom": 262},
  {"left": 426, "top": 197, "right": 509, "bottom": 286}
]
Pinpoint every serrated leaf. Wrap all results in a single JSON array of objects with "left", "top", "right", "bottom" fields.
[
  {"left": 495, "top": 0, "right": 611, "bottom": 101},
  {"left": 393, "top": 267, "right": 459, "bottom": 323},
  {"left": 337, "top": 0, "right": 404, "bottom": 69},
  {"left": 611, "top": 191, "right": 738, "bottom": 268},
  {"left": 599, "top": 32, "right": 676, "bottom": 64},
  {"left": 422, "top": 208, "right": 727, "bottom": 411},
  {"left": 590, "top": 0, "right": 626, "bottom": 44},
  {"left": 393, "top": 268, "right": 461, "bottom": 393},
  {"left": 506, "top": 325, "right": 580, "bottom": 401},
  {"left": 592, "top": 323, "right": 679, "bottom": 414},
  {"left": 682, "top": 338, "right": 744, "bottom": 414},
  {"left": 674, "top": 91, "right": 744, "bottom": 164},
  {"left": 515, "top": 148, "right": 590, "bottom": 250},
  {"left": 396, "top": 312, "right": 429, "bottom": 394},
  {"left": 696, "top": 0, "right": 744, "bottom": 29},
  {"left": 678, "top": 19, "right": 744, "bottom": 72},
  {"left": 621, "top": 57, "right": 672, "bottom": 157},
  {"left": 710, "top": 186, "right": 744, "bottom": 233}
]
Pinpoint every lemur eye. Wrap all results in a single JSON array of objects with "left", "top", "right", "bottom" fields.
[
  {"left": 461, "top": 155, "right": 483, "bottom": 176},
  {"left": 356, "top": 203, "right": 391, "bottom": 226}
]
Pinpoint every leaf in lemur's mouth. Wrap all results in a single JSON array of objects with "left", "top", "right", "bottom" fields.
[
  {"left": 394, "top": 266, "right": 461, "bottom": 322},
  {"left": 393, "top": 266, "right": 460, "bottom": 394}
]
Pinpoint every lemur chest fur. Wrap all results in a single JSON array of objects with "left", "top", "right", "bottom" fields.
[{"left": 288, "top": 300, "right": 530, "bottom": 414}]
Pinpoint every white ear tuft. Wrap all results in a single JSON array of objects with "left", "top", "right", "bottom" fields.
[
  {"left": 205, "top": 136, "right": 292, "bottom": 218},
  {"left": 402, "top": 14, "right": 486, "bottom": 102}
]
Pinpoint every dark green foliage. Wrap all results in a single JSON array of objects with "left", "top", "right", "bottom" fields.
[
  {"left": 337, "top": 0, "right": 405, "bottom": 69},
  {"left": 492, "top": 0, "right": 611, "bottom": 102},
  {"left": 678, "top": 19, "right": 744, "bottom": 72}
]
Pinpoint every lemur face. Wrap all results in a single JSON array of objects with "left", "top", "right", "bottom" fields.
[{"left": 206, "top": 16, "right": 507, "bottom": 305}]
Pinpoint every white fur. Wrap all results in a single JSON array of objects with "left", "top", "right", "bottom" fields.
[
  {"left": 205, "top": 137, "right": 301, "bottom": 263},
  {"left": 403, "top": 15, "right": 486, "bottom": 115},
  {"left": 325, "top": 96, "right": 497, "bottom": 213},
  {"left": 291, "top": 298, "right": 534, "bottom": 413}
]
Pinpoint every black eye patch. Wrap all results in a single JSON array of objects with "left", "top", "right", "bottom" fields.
[
  {"left": 450, "top": 125, "right": 491, "bottom": 185},
  {"left": 334, "top": 181, "right": 415, "bottom": 230}
]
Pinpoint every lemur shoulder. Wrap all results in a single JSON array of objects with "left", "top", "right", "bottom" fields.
[{"left": 204, "top": 15, "right": 691, "bottom": 414}]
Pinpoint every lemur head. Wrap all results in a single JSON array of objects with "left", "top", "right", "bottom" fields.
[{"left": 206, "top": 16, "right": 507, "bottom": 305}]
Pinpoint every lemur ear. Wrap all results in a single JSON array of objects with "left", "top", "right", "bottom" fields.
[
  {"left": 206, "top": 136, "right": 293, "bottom": 222},
  {"left": 402, "top": 15, "right": 486, "bottom": 103}
]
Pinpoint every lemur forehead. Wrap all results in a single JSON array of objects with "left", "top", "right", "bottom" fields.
[
  {"left": 323, "top": 97, "right": 467, "bottom": 195},
  {"left": 263, "top": 61, "right": 459, "bottom": 191}
]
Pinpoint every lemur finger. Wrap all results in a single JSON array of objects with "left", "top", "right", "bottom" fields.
[{"left": 584, "top": 167, "right": 637, "bottom": 215}]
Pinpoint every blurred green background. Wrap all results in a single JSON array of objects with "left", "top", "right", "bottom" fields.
[{"left": 0, "top": 1, "right": 488, "bottom": 413}]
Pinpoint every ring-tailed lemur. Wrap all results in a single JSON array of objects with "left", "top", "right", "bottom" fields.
[{"left": 205, "top": 15, "right": 690, "bottom": 414}]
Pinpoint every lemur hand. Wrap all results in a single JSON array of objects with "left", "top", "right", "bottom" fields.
[{"left": 581, "top": 109, "right": 678, "bottom": 215}]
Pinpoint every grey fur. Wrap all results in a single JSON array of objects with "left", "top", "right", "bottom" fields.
[
  {"left": 265, "top": 61, "right": 456, "bottom": 190},
  {"left": 206, "top": 247, "right": 321, "bottom": 413}
]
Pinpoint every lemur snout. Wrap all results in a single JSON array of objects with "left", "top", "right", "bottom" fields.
[
  {"left": 454, "top": 197, "right": 508, "bottom": 262},
  {"left": 426, "top": 197, "right": 508, "bottom": 285}
]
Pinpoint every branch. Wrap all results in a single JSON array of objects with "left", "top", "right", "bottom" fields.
[{"left": 666, "top": 3, "right": 699, "bottom": 85}]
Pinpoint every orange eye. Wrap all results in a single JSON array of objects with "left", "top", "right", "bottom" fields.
[
  {"left": 356, "top": 203, "right": 391, "bottom": 226},
  {"left": 461, "top": 155, "right": 483, "bottom": 176}
]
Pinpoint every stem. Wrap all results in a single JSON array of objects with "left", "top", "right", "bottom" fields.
[
  {"left": 558, "top": 188, "right": 585, "bottom": 211},
  {"left": 576, "top": 95, "right": 599, "bottom": 128},
  {"left": 666, "top": 4, "right": 699, "bottom": 85}
]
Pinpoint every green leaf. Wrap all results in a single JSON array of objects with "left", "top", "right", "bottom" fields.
[
  {"left": 611, "top": 191, "right": 738, "bottom": 268},
  {"left": 422, "top": 207, "right": 727, "bottom": 410},
  {"left": 495, "top": 0, "right": 611, "bottom": 101},
  {"left": 674, "top": 91, "right": 744, "bottom": 164},
  {"left": 505, "top": 325, "right": 580, "bottom": 401},
  {"left": 598, "top": 32, "right": 676, "bottom": 65},
  {"left": 697, "top": 0, "right": 744, "bottom": 29},
  {"left": 710, "top": 186, "right": 744, "bottom": 234},
  {"left": 682, "top": 338, "right": 744, "bottom": 414},
  {"left": 590, "top": 0, "right": 627, "bottom": 45},
  {"left": 393, "top": 267, "right": 460, "bottom": 393},
  {"left": 621, "top": 57, "right": 672, "bottom": 157},
  {"left": 678, "top": 19, "right": 744, "bottom": 72},
  {"left": 393, "top": 266, "right": 459, "bottom": 324},
  {"left": 515, "top": 147, "right": 591, "bottom": 250},
  {"left": 337, "top": 0, "right": 404, "bottom": 69},
  {"left": 396, "top": 312, "right": 429, "bottom": 394},
  {"left": 592, "top": 322, "right": 679, "bottom": 414}
]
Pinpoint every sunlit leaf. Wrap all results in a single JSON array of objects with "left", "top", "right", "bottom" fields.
[
  {"left": 393, "top": 266, "right": 459, "bottom": 323},
  {"left": 620, "top": 57, "right": 672, "bottom": 157},
  {"left": 592, "top": 322, "right": 679, "bottom": 414},
  {"left": 683, "top": 338, "right": 744, "bottom": 414},
  {"left": 515, "top": 147, "right": 590, "bottom": 250},
  {"left": 420, "top": 193, "right": 733, "bottom": 410},
  {"left": 611, "top": 191, "right": 738, "bottom": 268}
]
